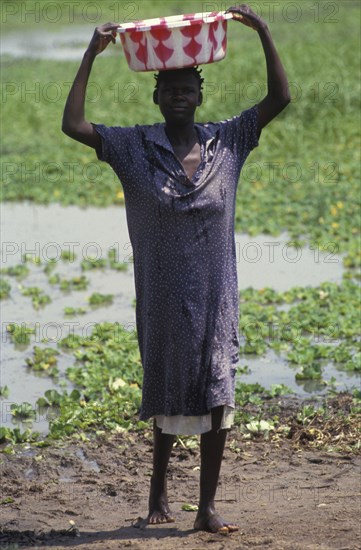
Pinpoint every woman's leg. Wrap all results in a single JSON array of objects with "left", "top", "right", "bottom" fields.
[
  {"left": 194, "top": 406, "right": 239, "bottom": 533},
  {"left": 147, "top": 419, "right": 176, "bottom": 523}
]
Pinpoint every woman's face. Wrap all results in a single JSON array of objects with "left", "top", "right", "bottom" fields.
[{"left": 155, "top": 71, "right": 202, "bottom": 124}]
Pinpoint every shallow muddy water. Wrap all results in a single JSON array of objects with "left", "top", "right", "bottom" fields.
[
  {"left": 1, "top": 26, "right": 105, "bottom": 61},
  {"left": 0, "top": 202, "right": 358, "bottom": 433}
]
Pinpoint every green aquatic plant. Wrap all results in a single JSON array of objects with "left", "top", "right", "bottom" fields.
[
  {"left": 0, "top": 426, "right": 39, "bottom": 445},
  {"left": 20, "top": 285, "right": 51, "bottom": 309},
  {"left": 64, "top": 306, "right": 88, "bottom": 316},
  {"left": 10, "top": 402, "right": 37, "bottom": 421},
  {"left": 43, "top": 259, "right": 58, "bottom": 275},
  {"left": 25, "top": 346, "right": 59, "bottom": 377},
  {"left": 296, "top": 404, "right": 324, "bottom": 426},
  {"left": 0, "top": 386, "right": 10, "bottom": 398},
  {"left": 0, "top": 264, "right": 29, "bottom": 279},
  {"left": 343, "top": 353, "right": 361, "bottom": 372},
  {"left": 268, "top": 384, "right": 293, "bottom": 397},
  {"left": 46, "top": 322, "right": 143, "bottom": 438},
  {"left": 48, "top": 273, "right": 61, "bottom": 284},
  {"left": 6, "top": 323, "right": 36, "bottom": 345},
  {"left": 108, "top": 248, "right": 128, "bottom": 271},
  {"left": 181, "top": 504, "right": 198, "bottom": 512},
  {"left": 295, "top": 363, "right": 325, "bottom": 381},
  {"left": 59, "top": 275, "right": 89, "bottom": 291},
  {"left": 37, "top": 389, "right": 69, "bottom": 407},
  {"left": 0, "top": 278, "right": 11, "bottom": 299},
  {"left": 22, "top": 254, "right": 41, "bottom": 265},
  {"left": 61, "top": 249, "right": 77, "bottom": 261},
  {"left": 88, "top": 292, "right": 114, "bottom": 306},
  {"left": 81, "top": 258, "right": 108, "bottom": 271},
  {"left": 245, "top": 419, "right": 275, "bottom": 435},
  {"left": 239, "top": 280, "right": 361, "bottom": 387}
]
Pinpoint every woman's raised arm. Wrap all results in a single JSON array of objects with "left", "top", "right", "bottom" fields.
[
  {"left": 62, "top": 22, "right": 118, "bottom": 148},
  {"left": 226, "top": 4, "right": 291, "bottom": 134}
]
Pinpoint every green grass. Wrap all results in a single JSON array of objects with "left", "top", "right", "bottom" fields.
[
  {"left": 1, "top": 11, "right": 360, "bottom": 278},
  {"left": 1, "top": 1, "right": 360, "bottom": 268}
]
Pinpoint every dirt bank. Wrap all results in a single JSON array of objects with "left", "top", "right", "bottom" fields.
[{"left": 1, "top": 411, "right": 360, "bottom": 550}]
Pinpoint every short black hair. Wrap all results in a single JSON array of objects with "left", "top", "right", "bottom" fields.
[{"left": 154, "top": 66, "right": 204, "bottom": 91}]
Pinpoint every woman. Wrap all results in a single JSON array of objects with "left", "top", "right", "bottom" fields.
[{"left": 62, "top": 4, "right": 290, "bottom": 534}]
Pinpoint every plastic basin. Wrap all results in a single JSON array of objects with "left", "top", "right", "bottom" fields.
[{"left": 116, "top": 11, "right": 233, "bottom": 72}]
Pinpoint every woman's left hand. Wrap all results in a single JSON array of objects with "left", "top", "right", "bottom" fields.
[{"left": 225, "top": 4, "right": 268, "bottom": 31}]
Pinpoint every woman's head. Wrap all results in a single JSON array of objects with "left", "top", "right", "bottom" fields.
[
  {"left": 153, "top": 67, "right": 204, "bottom": 124},
  {"left": 153, "top": 66, "right": 204, "bottom": 94}
]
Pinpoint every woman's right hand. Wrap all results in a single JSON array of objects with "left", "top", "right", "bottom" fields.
[{"left": 86, "top": 22, "right": 119, "bottom": 57}]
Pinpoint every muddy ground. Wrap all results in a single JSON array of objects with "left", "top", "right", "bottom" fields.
[{"left": 1, "top": 398, "right": 360, "bottom": 550}]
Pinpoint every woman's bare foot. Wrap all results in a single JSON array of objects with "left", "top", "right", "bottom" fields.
[
  {"left": 132, "top": 493, "right": 175, "bottom": 529},
  {"left": 147, "top": 479, "right": 175, "bottom": 524},
  {"left": 147, "top": 507, "right": 175, "bottom": 524},
  {"left": 194, "top": 510, "right": 238, "bottom": 534},
  {"left": 147, "top": 496, "right": 175, "bottom": 525}
]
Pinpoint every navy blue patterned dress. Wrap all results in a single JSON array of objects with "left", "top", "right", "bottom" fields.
[{"left": 94, "top": 105, "right": 259, "bottom": 421}]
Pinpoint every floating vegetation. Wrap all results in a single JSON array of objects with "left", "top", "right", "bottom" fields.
[
  {"left": 88, "top": 292, "right": 114, "bottom": 306},
  {"left": 25, "top": 346, "right": 60, "bottom": 377},
  {"left": 6, "top": 323, "right": 36, "bottom": 345},
  {"left": 63, "top": 306, "right": 88, "bottom": 316},
  {"left": 59, "top": 275, "right": 89, "bottom": 291},
  {"left": 239, "top": 281, "right": 361, "bottom": 376},
  {"left": 0, "top": 264, "right": 29, "bottom": 279},
  {"left": 10, "top": 402, "right": 37, "bottom": 421},
  {"left": 40, "top": 323, "right": 143, "bottom": 439},
  {"left": 0, "top": 427, "right": 39, "bottom": 445},
  {"left": 22, "top": 254, "right": 41, "bottom": 265},
  {"left": 295, "top": 364, "right": 326, "bottom": 381},
  {"left": 0, "top": 319, "right": 360, "bottom": 453},
  {"left": 81, "top": 258, "right": 108, "bottom": 271},
  {"left": 20, "top": 285, "right": 51, "bottom": 309},
  {"left": 108, "top": 248, "right": 128, "bottom": 271},
  {"left": 61, "top": 249, "right": 77, "bottom": 262},
  {"left": 36, "top": 389, "right": 62, "bottom": 407},
  {"left": 43, "top": 259, "right": 58, "bottom": 275},
  {"left": 0, "top": 278, "right": 11, "bottom": 299},
  {"left": 0, "top": 386, "right": 10, "bottom": 398}
]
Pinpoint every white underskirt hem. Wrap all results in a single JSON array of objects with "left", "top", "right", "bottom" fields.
[{"left": 154, "top": 405, "right": 235, "bottom": 435}]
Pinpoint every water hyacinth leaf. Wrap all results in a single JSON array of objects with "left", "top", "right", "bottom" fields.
[
  {"left": 64, "top": 306, "right": 87, "bottom": 316},
  {"left": 81, "top": 258, "right": 107, "bottom": 271},
  {"left": 268, "top": 384, "right": 293, "bottom": 397},
  {"left": 88, "top": 292, "right": 114, "bottom": 306},
  {"left": 43, "top": 260, "right": 58, "bottom": 275},
  {"left": 295, "top": 364, "right": 324, "bottom": 380},
  {"left": 0, "top": 386, "right": 10, "bottom": 398},
  {"left": 181, "top": 504, "right": 198, "bottom": 511},
  {"left": 61, "top": 249, "right": 76, "bottom": 261},
  {"left": 109, "top": 378, "right": 127, "bottom": 391},
  {"left": 10, "top": 402, "right": 37, "bottom": 420},
  {"left": 6, "top": 323, "right": 36, "bottom": 345},
  {"left": 25, "top": 346, "right": 59, "bottom": 376},
  {"left": 0, "top": 497, "right": 15, "bottom": 505},
  {"left": 344, "top": 353, "right": 361, "bottom": 372},
  {"left": 0, "top": 264, "right": 29, "bottom": 278},
  {"left": 246, "top": 420, "right": 274, "bottom": 433},
  {"left": 22, "top": 254, "right": 41, "bottom": 265},
  {"left": 59, "top": 275, "right": 89, "bottom": 291},
  {"left": 108, "top": 248, "right": 128, "bottom": 271},
  {"left": 19, "top": 285, "right": 51, "bottom": 309},
  {"left": 69, "top": 389, "right": 81, "bottom": 401},
  {"left": 37, "top": 389, "right": 62, "bottom": 407},
  {"left": 0, "top": 278, "right": 11, "bottom": 299}
]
